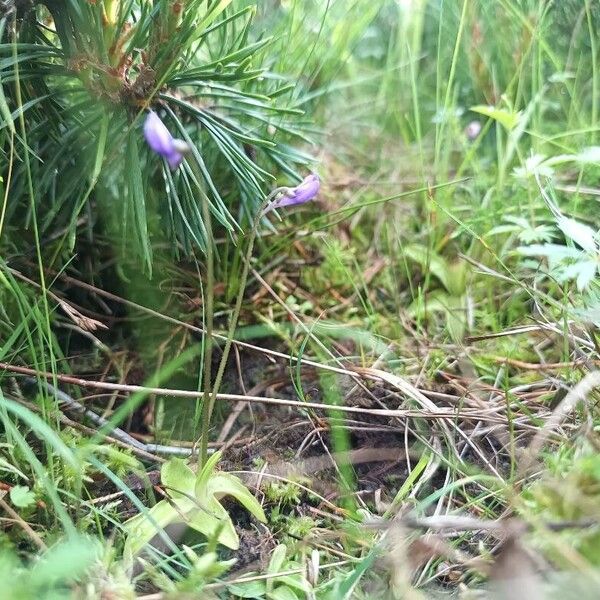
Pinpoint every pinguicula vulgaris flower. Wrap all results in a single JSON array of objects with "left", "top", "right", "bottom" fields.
[
  {"left": 264, "top": 173, "right": 320, "bottom": 214},
  {"left": 143, "top": 110, "right": 189, "bottom": 170},
  {"left": 465, "top": 120, "right": 482, "bottom": 140}
]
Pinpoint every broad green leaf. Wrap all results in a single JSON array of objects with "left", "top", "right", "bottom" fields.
[
  {"left": 161, "top": 458, "right": 196, "bottom": 499},
  {"left": 206, "top": 472, "right": 267, "bottom": 524},
  {"left": 470, "top": 105, "right": 520, "bottom": 130},
  {"left": 267, "top": 545, "right": 288, "bottom": 592},
  {"left": 444, "top": 294, "right": 467, "bottom": 343},
  {"left": 445, "top": 261, "right": 468, "bottom": 297},
  {"left": 275, "top": 574, "right": 312, "bottom": 594},
  {"left": 410, "top": 291, "right": 467, "bottom": 343},
  {"left": 403, "top": 244, "right": 451, "bottom": 292},
  {"left": 187, "top": 495, "right": 239, "bottom": 550},
  {"left": 268, "top": 586, "right": 300, "bottom": 600},
  {"left": 123, "top": 497, "right": 194, "bottom": 557},
  {"left": 9, "top": 485, "right": 35, "bottom": 508},
  {"left": 227, "top": 579, "right": 267, "bottom": 598},
  {"left": 125, "top": 452, "right": 264, "bottom": 554}
]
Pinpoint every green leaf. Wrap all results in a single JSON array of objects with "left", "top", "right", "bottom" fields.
[
  {"left": 227, "top": 579, "right": 267, "bottom": 599},
  {"left": 125, "top": 452, "right": 265, "bottom": 554},
  {"left": 123, "top": 497, "right": 194, "bottom": 557},
  {"left": 268, "top": 587, "right": 299, "bottom": 600},
  {"left": 182, "top": 548, "right": 233, "bottom": 580},
  {"left": 206, "top": 472, "right": 267, "bottom": 524},
  {"left": 444, "top": 294, "right": 467, "bottom": 343},
  {"left": 9, "top": 485, "right": 35, "bottom": 508},
  {"left": 445, "top": 261, "right": 468, "bottom": 296},
  {"left": 267, "top": 545, "right": 287, "bottom": 592},
  {"left": 197, "top": 0, "right": 234, "bottom": 31},
  {"left": 470, "top": 104, "right": 521, "bottom": 130},
  {"left": 274, "top": 575, "right": 312, "bottom": 594},
  {"left": 187, "top": 494, "right": 239, "bottom": 550},
  {"left": 403, "top": 244, "right": 451, "bottom": 292},
  {"left": 330, "top": 548, "right": 378, "bottom": 599},
  {"left": 409, "top": 291, "right": 467, "bottom": 342},
  {"left": 0, "top": 74, "right": 15, "bottom": 133},
  {"left": 195, "top": 450, "right": 223, "bottom": 491},
  {"left": 161, "top": 458, "right": 196, "bottom": 499}
]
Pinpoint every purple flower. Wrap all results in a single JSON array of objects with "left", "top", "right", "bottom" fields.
[
  {"left": 465, "top": 120, "right": 482, "bottom": 140},
  {"left": 143, "top": 110, "right": 189, "bottom": 170},
  {"left": 264, "top": 174, "right": 320, "bottom": 214}
]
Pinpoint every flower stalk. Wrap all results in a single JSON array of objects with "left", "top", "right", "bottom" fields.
[{"left": 198, "top": 175, "right": 320, "bottom": 465}]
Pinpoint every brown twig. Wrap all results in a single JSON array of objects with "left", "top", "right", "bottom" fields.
[
  {"left": 0, "top": 494, "right": 46, "bottom": 551},
  {"left": 0, "top": 361, "right": 537, "bottom": 427},
  {"left": 488, "top": 355, "right": 598, "bottom": 371}
]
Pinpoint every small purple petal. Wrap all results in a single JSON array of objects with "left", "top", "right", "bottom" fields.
[
  {"left": 143, "top": 110, "right": 188, "bottom": 170},
  {"left": 265, "top": 174, "right": 320, "bottom": 213},
  {"left": 165, "top": 151, "right": 184, "bottom": 170},
  {"left": 144, "top": 111, "right": 173, "bottom": 155}
]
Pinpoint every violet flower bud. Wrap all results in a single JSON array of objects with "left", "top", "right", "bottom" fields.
[
  {"left": 264, "top": 173, "right": 320, "bottom": 214},
  {"left": 465, "top": 120, "right": 482, "bottom": 140},
  {"left": 143, "top": 110, "right": 189, "bottom": 170}
]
